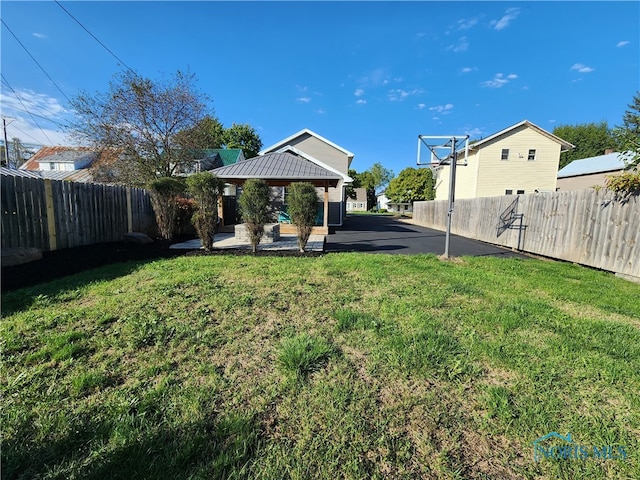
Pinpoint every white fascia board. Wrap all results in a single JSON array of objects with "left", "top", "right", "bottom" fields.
[
  {"left": 259, "top": 128, "right": 355, "bottom": 159},
  {"left": 471, "top": 120, "right": 575, "bottom": 151},
  {"left": 275, "top": 145, "right": 353, "bottom": 182}
]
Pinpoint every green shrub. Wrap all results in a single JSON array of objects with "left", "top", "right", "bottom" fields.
[
  {"left": 238, "top": 179, "right": 271, "bottom": 253},
  {"left": 147, "top": 177, "right": 185, "bottom": 240},
  {"left": 185, "top": 172, "right": 225, "bottom": 250},
  {"left": 287, "top": 182, "right": 319, "bottom": 252}
]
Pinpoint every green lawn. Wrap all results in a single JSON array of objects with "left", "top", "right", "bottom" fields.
[{"left": 2, "top": 253, "right": 639, "bottom": 479}]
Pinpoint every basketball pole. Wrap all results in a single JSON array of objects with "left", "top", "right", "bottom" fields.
[{"left": 444, "top": 138, "right": 457, "bottom": 258}]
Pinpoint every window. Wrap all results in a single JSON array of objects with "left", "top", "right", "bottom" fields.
[
  {"left": 505, "top": 189, "right": 513, "bottom": 195},
  {"left": 358, "top": 203, "right": 364, "bottom": 209},
  {"left": 49, "top": 162, "right": 56, "bottom": 170},
  {"left": 501, "top": 149, "right": 509, "bottom": 160},
  {"left": 527, "top": 149, "right": 536, "bottom": 161},
  {"left": 517, "top": 189, "right": 525, "bottom": 195}
]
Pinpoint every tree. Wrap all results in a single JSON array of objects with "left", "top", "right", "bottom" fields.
[
  {"left": 224, "top": 123, "right": 262, "bottom": 159},
  {"left": 176, "top": 115, "right": 225, "bottom": 150},
  {"left": 147, "top": 177, "right": 185, "bottom": 240},
  {"left": 287, "top": 182, "right": 319, "bottom": 252},
  {"left": 385, "top": 167, "right": 435, "bottom": 204},
  {"left": 552, "top": 122, "right": 617, "bottom": 170},
  {"left": 347, "top": 162, "right": 394, "bottom": 210},
  {"left": 185, "top": 172, "right": 225, "bottom": 251},
  {"left": 68, "top": 69, "right": 211, "bottom": 186},
  {"left": 613, "top": 91, "right": 640, "bottom": 169},
  {"left": 238, "top": 178, "right": 272, "bottom": 253}
]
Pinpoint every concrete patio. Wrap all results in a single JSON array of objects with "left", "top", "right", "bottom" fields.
[{"left": 170, "top": 233, "right": 325, "bottom": 252}]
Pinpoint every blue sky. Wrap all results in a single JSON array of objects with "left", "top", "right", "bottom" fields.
[{"left": 1, "top": 1, "right": 638, "bottom": 174}]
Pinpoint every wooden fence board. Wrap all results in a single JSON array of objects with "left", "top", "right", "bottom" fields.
[
  {"left": 414, "top": 189, "right": 640, "bottom": 278},
  {"left": 1, "top": 172, "right": 157, "bottom": 251}
]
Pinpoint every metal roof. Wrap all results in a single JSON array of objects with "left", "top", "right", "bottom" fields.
[
  {"left": 1, "top": 166, "right": 94, "bottom": 183},
  {"left": 557, "top": 152, "right": 629, "bottom": 178},
  {"left": 210, "top": 151, "right": 343, "bottom": 187}
]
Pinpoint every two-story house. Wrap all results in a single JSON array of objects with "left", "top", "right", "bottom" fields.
[{"left": 434, "top": 120, "right": 574, "bottom": 200}]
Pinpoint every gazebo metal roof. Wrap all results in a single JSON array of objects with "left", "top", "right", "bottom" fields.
[{"left": 210, "top": 151, "right": 342, "bottom": 187}]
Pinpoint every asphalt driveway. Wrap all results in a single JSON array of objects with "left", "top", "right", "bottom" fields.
[{"left": 325, "top": 214, "right": 527, "bottom": 258}]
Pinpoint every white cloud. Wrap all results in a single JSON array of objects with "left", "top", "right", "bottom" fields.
[
  {"left": 492, "top": 8, "right": 520, "bottom": 31},
  {"left": 0, "top": 89, "right": 71, "bottom": 145},
  {"left": 456, "top": 17, "right": 479, "bottom": 30},
  {"left": 571, "top": 63, "right": 594, "bottom": 73},
  {"left": 481, "top": 73, "right": 518, "bottom": 88},
  {"left": 33, "top": 32, "right": 47, "bottom": 39},
  {"left": 314, "top": 108, "right": 326, "bottom": 115},
  {"left": 461, "top": 67, "right": 476, "bottom": 73},
  {"left": 387, "top": 88, "right": 424, "bottom": 102},
  {"left": 360, "top": 68, "right": 390, "bottom": 87},
  {"left": 446, "top": 36, "right": 469, "bottom": 53},
  {"left": 417, "top": 103, "right": 426, "bottom": 110},
  {"left": 465, "top": 127, "right": 483, "bottom": 138},
  {"left": 356, "top": 99, "right": 367, "bottom": 105},
  {"left": 617, "top": 40, "right": 630, "bottom": 47},
  {"left": 354, "top": 88, "right": 364, "bottom": 97},
  {"left": 297, "top": 97, "right": 311, "bottom": 103},
  {"left": 429, "top": 103, "right": 454, "bottom": 114}
]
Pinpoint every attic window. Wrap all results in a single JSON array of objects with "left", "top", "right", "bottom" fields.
[
  {"left": 501, "top": 149, "right": 509, "bottom": 160},
  {"left": 527, "top": 149, "right": 536, "bottom": 161},
  {"left": 505, "top": 189, "right": 513, "bottom": 195},
  {"left": 517, "top": 189, "right": 525, "bottom": 195}
]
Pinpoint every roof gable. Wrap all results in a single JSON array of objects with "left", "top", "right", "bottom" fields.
[
  {"left": 260, "top": 128, "right": 354, "bottom": 159},
  {"left": 200, "top": 148, "right": 244, "bottom": 166},
  {"left": 20, "top": 146, "right": 98, "bottom": 171},
  {"left": 471, "top": 120, "right": 574, "bottom": 152}
]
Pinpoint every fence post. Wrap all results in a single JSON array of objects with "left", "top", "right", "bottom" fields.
[
  {"left": 43, "top": 179, "right": 57, "bottom": 251},
  {"left": 126, "top": 188, "right": 133, "bottom": 233}
]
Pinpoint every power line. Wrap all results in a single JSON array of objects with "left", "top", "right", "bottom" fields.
[
  {"left": 1, "top": 77, "right": 69, "bottom": 128},
  {"left": 54, "top": 0, "right": 136, "bottom": 74},
  {"left": 1, "top": 74, "right": 54, "bottom": 144},
  {"left": 1, "top": 19, "right": 71, "bottom": 103}
]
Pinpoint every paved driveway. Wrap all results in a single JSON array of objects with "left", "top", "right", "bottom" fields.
[{"left": 325, "top": 214, "right": 527, "bottom": 258}]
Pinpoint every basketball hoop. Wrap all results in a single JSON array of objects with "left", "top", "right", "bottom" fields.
[{"left": 416, "top": 134, "right": 470, "bottom": 258}]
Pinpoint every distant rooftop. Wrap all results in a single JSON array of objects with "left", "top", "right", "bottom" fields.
[{"left": 557, "top": 152, "right": 629, "bottom": 178}]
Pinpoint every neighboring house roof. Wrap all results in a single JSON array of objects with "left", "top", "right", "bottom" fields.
[
  {"left": 349, "top": 187, "right": 367, "bottom": 203},
  {"left": 20, "top": 146, "right": 98, "bottom": 170},
  {"left": 470, "top": 120, "right": 574, "bottom": 152},
  {"left": 259, "top": 128, "right": 355, "bottom": 160},
  {"left": 557, "top": 152, "right": 628, "bottom": 178},
  {"left": 1, "top": 166, "right": 94, "bottom": 183},
  {"left": 199, "top": 148, "right": 244, "bottom": 166},
  {"left": 210, "top": 151, "right": 344, "bottom": 187}
]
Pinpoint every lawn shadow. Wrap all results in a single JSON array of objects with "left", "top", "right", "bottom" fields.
[{"left": 2, "top": 405, "right": 260, "bottom": 480}]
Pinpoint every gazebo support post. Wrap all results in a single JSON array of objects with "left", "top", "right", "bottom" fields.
[{"left": 323, "top": 182, "right": 329, "bottom": 233}]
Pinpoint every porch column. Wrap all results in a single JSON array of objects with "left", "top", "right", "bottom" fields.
[{"left": 323, "top": 181, "right": 329, "bottom": 230}]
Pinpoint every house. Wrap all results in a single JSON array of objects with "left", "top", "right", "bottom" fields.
[
  {"left": 556, "top": 151, "right": 628, "bottom": 191},
  {"left": 387, "top": 201, "right": 413, "bottom": 215},
  {"left": 258, "top": 129, "right": 355, "bottom": 227},
  {"left": 376, "top": 192, "right": 390, "bottom": 211},
  {"left": 346, "top": 187, "right": 367, "bottom": 212},
  {"left": 434, "top": 120, "right": 574, "bottom": 200},
  {"left": 20, "top": 146, "right": 98, "bottom": 172}
]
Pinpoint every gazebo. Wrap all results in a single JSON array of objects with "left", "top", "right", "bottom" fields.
[{"left": 211, "top": 151, "right": 345, "bottom": 235}]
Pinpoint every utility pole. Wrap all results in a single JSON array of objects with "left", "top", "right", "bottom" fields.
[{"left": 2, "top": 117, "right": 12, "bottom": 168}]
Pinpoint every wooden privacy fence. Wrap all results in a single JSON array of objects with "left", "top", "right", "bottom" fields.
[
  {"left": 1, "top": 171, "right": 156, "bottom": 251},
  {"left": 413, "top": 189, "right": 640, "bottom": 279}
]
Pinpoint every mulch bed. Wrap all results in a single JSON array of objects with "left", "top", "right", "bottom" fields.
[{"left": 2, "top": 237, "right": 323, "bottom": 293}]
